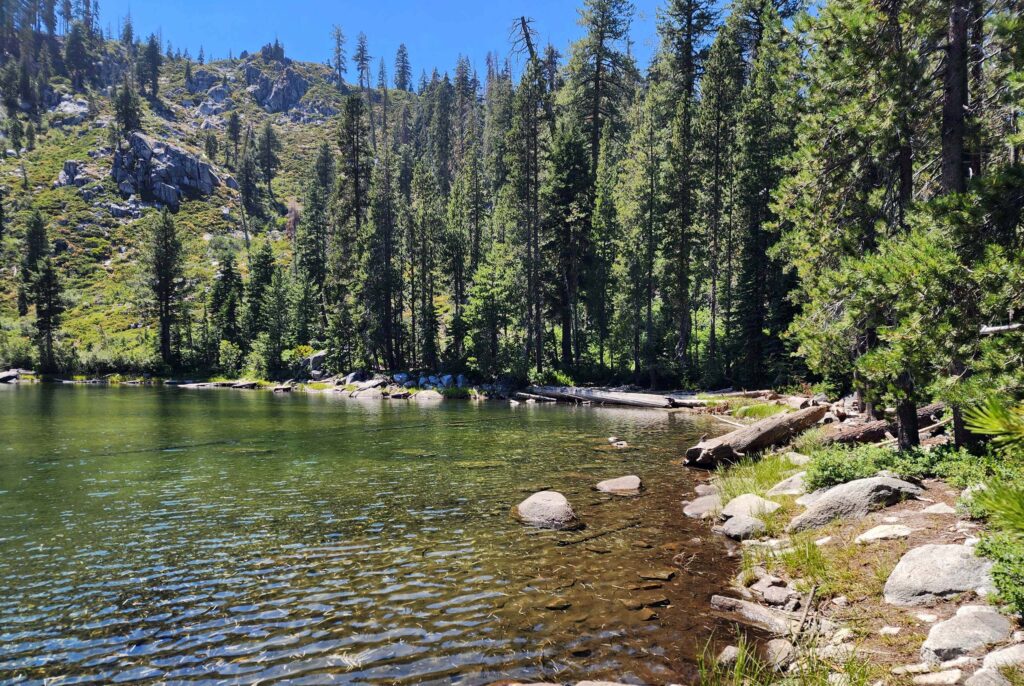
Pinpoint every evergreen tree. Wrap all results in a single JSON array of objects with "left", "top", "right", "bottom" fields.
[
  {"left": 394, "top": 43, "right": 412, "bottom": 91},
  {"left": 226, "top": 111, "right": 241, "bottom": 166},
  {"left": 143, "top": 33, "right": 162, "bottom": 96},
  {"left": 148, "top": 210, "right": 183, "bottom": 368},
  {"left": 255, "top": 121, "right": 281, "bottom": 201},
  {"left": 19, "top": 211, "right": 49, "bottom": 317},
  {"left": 331, "top": 25, "right": 347, "bottom": 84},
  {"left": 114, "top": 76, "right": 142, "bottom": 132},
  {"left": 243, "top": 240, "right": 276, "bottom": 342},
  {"left": 64, "top": 22, "right": 89, "bottom": 89},
  {"left": 210, "top": 254, "right": 244, "bottom": 347},
  {"left": 32, "top": 257, "right": 64, "bottom": 374}
]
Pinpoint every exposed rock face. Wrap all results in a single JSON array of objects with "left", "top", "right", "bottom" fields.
[
  {"left": 51, "top": 96, "right": 90, "bottom": 126},
  {"left": 787, "top": 477, "right": 923, "bottom": 532},
  {"left": 187, "top": 68, "right": 221, "bottom": 94},
  {"left": 512, "top": 491, "right": 581, "bottom": 530},
  {"left": 920, "top": 606, "right": 1012, "bottom": 663},
  {"left": 883, "top": 544, "right": 994, "bottom": 606},
  {"left": 112, "top": 132, "right": 222, "bottom": 211},
  {"left": 54, "top": 160, "right": 90, "bottom": 188},
  {"left": 246, "top": 64, "right": 309, "bottom": 113}
]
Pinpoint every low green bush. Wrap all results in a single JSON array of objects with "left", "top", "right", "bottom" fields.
[
  {"left": 805, "top": 443, "right": 995, "bottom": 492},
  {"left": 977, "top": 533, "right": 1024, "bottom": 617}
]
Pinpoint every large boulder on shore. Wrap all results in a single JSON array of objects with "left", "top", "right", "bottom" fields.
[
  {"left": 883, "top": 544, "right": 994, "bottom": 606},
  {"left": 512, "top": 491, "right": 581, "bottom": 530},
  {"left": 715, "top": 514, "right": 765, "bottom": 541},
  {"left": 920, "top": 606, "right": 1012, "bottom": 663},
  {"left": 787, "top": 476, "right": 922, "bottom": 533},
  {"left": 112, "top": 132, "right": 221, "bottom": 211},
  {"left": 722, "top": 493, "right": 781, "bottom": 519}
]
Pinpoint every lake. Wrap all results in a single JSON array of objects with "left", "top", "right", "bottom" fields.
[{"left": 0, "top": 385, "right": 738, "bottom": 685}]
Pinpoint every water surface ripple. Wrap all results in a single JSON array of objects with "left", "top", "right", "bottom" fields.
[{"left": 0, "top": 385, "right": 735, "bottom": 685}]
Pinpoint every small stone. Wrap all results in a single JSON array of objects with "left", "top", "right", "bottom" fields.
[
  {"left": 856, "top": 524, "right": 913, "bottom": 544},
  {"left": 916, "top": 613, "right": 939, "bottom": 623},
  {"left": 923, "top": 503, "right": 957, "bottom": 515},
  {"left": 880, "top": 626, "right": 902, "bottom": 636},
  {"left": 629, "top": 582, "right": 663, "bottom": 591},
  {"left": 833, "top": 596, "right": 849, "bottom": 607},
  {"left": 638, "top": 608, "right": 659, "bottom": 621},
  {"left": 695, "top": 483, "right": 719, "bottom": 496},
  {"left": 513, "top": 491, "right": 581, "bottom": 530},
  {"left": 787, "top": 451, "right": 812, "bottom": 466},
  {"left": 766, "top": 638, "right": 795, "bottom": 671},
  {"left": 912, "top": 670, "right": 962, "bottom": 685},
  {"left": 965, "top": 669, "right": 1010, "bottom": 686},
  {"left": 545, "top": 597, "right": 571, "bottom": 611},
  {"left": 831, "top": 628, "right": 856, "bottom": 645},
  {"left": 763, "top": 586, "right": 795, "bottom": 606},
  {"left": 638, "top": 569, "right": 676, "bottom": 581},
  {"left": 718, "top": 645, "right": 740, "bottom": 667},
  {"left": 632, "top": 540, "right": 653, "bottom": 549},
  {"left": 816, "top": 536, "right": 834, "bottom": 546}
]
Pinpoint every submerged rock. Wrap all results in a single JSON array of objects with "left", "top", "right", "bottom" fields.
[
  {"left": 787, "top": 477, "right": 922, "bottom": 533},
  {"left": 884, "top": 544, "right": 994, "bottom": 606},
  {"left": 595, "top": 475, "right": 642, "bottom": 495},
  {"left": 512, "top": 491, "right": 581, "bottom": 530}
]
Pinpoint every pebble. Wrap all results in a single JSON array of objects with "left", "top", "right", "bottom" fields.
[
  {"left": 916, "top": 612, "right": 939, "bottom": 623},
  {"left": 923, "top": 502, "right": 957, "bottom": 515},
  {"left": 545, "top": 597, "right": 571, "bottom": 611},
  {"left": 880, "top": 626, "right": 902, "bottom": 636},
  {"left": 816, "top": 536, "right": 834, "bottom": 546},
  {"left": 638, "top": 569, "right": 676, "bottom": 581},
  {"left": 912, "top": 670, "right": 963, "bottom": 685},
  {"left": 856, "top": 524, "right": 913, "bottom": 544}
]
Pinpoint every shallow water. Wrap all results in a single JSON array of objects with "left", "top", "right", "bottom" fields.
[{"left": 0, "top": 385, "right": 738, "bottom": 685}]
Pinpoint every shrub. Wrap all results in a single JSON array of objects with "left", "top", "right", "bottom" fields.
[
  {"left": 805, "top": 444, "right": 893, "bottom": 490},
  {"left": 218, "top": 339, "right": 243, "bottom": 376},
  {"left": 977, "top": 533, "right": 1024, "bottom": 617}
]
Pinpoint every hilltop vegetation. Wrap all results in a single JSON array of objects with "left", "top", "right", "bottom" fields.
[{"left": 1, "top": 0, "right": 1023, "bottom": 447}]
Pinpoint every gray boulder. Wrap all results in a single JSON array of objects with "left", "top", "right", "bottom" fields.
[
  {"left": 766, "top": 472, "right": 807, "bottom": 497},
  {"left": 112, "top": 132, "right": 221, "bottom": 211},
  {"left": 246, "top": 65, "right": 309, "bottom": 113},
  {"left": 722, "top": 493, "right": 781, "bottom": 519},
  {"left": 788, "top": 477, "right": 922, "bottom": 533},
  {"left": 683, "top": 494, "right": 721, "bottom": 519},
  {"left": 715, "top": 514, "right": 765, "bottom": 541},
  {"left": 982, "top": 644, "right": 1024, "bottom": 671},
  {"left": 513, "top": 491, "right": 581, "bottom": 530},
  {"left": 884, "top": 544, "right": 994, "bottom": 606},
  {"left": 766, "top": 638, "right": 795, "bottom": 671},
  {"left": 921, "top": 606, "right": 1012, "bottom": 663}
]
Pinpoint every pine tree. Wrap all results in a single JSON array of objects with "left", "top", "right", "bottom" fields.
[
  {"left": 255, "top": 121, "right": 281, "bottom": 201},
  {"left": 148, "top": 210, "right": 183, "bottom": 368},
  {"left": 588, "top": 122, "right": 620, "bottom": 371},
  {"left": 114, "top": 76, "right": 142, "bottom": 132},
  {"left": 210, "top": 254, "right": 244, "bottom": 347},
  {"left": 32, "top": 257, "right": 64, "bottom": 374},
  {"left": 226, "top": 111, "right": 241, "bottom": 166},
  {"left": 331, "top": 25, "right": 347, "bottom": 85},
  {"left": 295, "top": 142, "right": 334, "bottom": 332},
  {"left": 565, "top": 0, "right": 638, "bottom": 173},
  {"left": 143, "top": 33, "right": 162, "bottom": 96},
  {"left": 394, "top": 43, "right": 412, "bottom": 91},
  {"left": 19, "top": 211, "right": 49, "bottom": 317}
]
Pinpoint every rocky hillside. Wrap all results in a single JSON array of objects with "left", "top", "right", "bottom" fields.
[{"left": 0, "top": 41, "right": 382, "bottom": 370}]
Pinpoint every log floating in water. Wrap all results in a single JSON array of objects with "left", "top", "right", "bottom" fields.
[
  {"left": 822, "top": 403, "right": 945, "bottom": 445},
  {"left": 527, "top": 386, "right": 677, "bottom": 408},
  {"left": 685, "top": 405, "right": 829, "bottom": 467},
  {"left": 513, "top": 391, "right": 557, "bottom": 403}
]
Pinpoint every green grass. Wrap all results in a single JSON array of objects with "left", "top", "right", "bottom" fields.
[
  {"left": 734, "top": 402, "right": 788, "bottom": 420},
  {"left": 793, "top": 426, "right": 828, "bottom": 454},
  {"left": 716, "top": 453, "right": 798, "bottom": 503}
]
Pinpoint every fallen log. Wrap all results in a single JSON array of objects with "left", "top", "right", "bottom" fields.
[
  {"left": 685, "top": 405, "right": 829, "bottom": 467},
  {"left": 822, "top": 403, "right": 945, "bottom": 446},
  {"left": 527, "top": 386, "right": 674, "bottom": 409},
  {"left": 0, "top": 369, "right": 19, "bottom": 384}
]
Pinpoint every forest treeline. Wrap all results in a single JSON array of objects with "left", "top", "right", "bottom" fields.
[{"left": 2, "top": 0, "right": 1023, "bottom": 448}]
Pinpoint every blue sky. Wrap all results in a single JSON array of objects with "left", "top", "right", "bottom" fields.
[{"left": 99, "top": 1, "right": 664, "bottom": 79}]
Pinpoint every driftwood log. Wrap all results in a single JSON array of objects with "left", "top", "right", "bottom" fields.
[
  {"left": 527, "top": 386, "right": 675, "bottom": 408},
  {"left": 685, "top": 405, "right": 829, "bottom": 467},
  {"left": 822, "top": 403, "right": 946, "bottom": 445}
]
